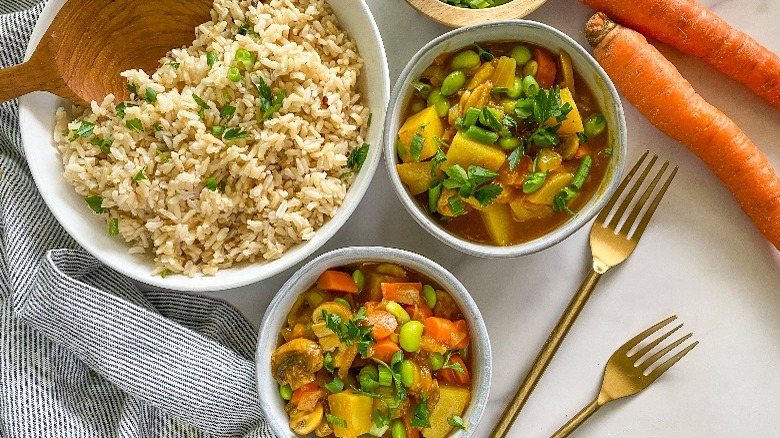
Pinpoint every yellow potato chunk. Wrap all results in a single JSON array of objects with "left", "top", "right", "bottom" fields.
[
  {"left": 444, "top": 132, "right": 506, "bottom": 172},
  {"left": 398, "top": 106, "right": 444, "bottom": 162},
  {"left": 527, "top": 172, "right": 573, "bottom": 206},
  {"left": 480, "top": 203, "right": 515, "bottom": 246},
  {"left": 328, "top": 391, "right": 374, "bottom": 438},
  {"left": 556, "top": 88, "right": 584, "bottom": 136},
  {"left": 423, "top": 385, "right": 471, "bottom": 438},
  {"left": 396, "top": 161, "right": 435, "bottom": 196}
]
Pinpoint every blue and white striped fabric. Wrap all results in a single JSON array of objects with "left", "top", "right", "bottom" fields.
[{"left": 0, "top": 2, "right": 273, "bottom": 436}]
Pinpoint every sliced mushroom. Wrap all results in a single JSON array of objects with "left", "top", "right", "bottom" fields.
[
  {"left": 312, "top": 301, "right": 353, "bottom": 323},
  {"left": 314, "top": 417, "right": 333, "bottom": 437},
  {"left": 271, "top": 338, "right": 324, "bottom": 389},
  {"left": 289, "top": 402, "right": 323, "bottom": 435}
]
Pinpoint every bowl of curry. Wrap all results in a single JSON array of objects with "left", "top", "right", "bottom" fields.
[
  {"left": 383, "top": 20, "right": 627, "bottom": 257},
  {"left": 256, "top": 246, "right": 491, "bottom": 438}
]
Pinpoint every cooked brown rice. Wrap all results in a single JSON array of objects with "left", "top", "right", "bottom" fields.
[{"left": 54, "top": 0, "right": 369, "bottom": 277}]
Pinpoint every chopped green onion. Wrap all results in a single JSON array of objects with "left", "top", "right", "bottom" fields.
[
  {"left": 227, "top": 66, "right": 242, "bottom": 82},
  {"left": 108, "top": 218, "right": 119, "bottom": 236},
  {"left": 125, "top": 118, "right": 143, "bottom": 132},
  {"left": 133, "top": 167, "right": 147, "bottom": 181},
  {"left": 207, "top": 50, "right": 218, "bottom": 67},
  {"left": 462, "top": 125, "right": 499, "bottom": 144},
  {"left": 234, "top": 49, "right": 255, "bottom": 70},
  {"left": 205, "top": 177, "right": 218, "bottom": 191}
]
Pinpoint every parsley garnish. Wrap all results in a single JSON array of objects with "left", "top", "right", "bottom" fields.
[
  {"left": 373, "top": 409, "right": 391, "bottom": 429},
  {"left": 192, "top": 93, "right": 210, "bottom": 118},
  {"left": 346, "top": 143, "right": 369, "bottom": 174},
  {"left": 166, "top": 62, "right": 180, "bottom": 69},
  {"left": 326, "top": 414, "right": 346, "bottom": 429},
  {"left": 411, "top": 393, "right": 431, "bottom": 428},
  {"left": 323, "top": 352, "right": 335, "bottom": 373},
  {"left": 323, "top": 306, "right": 375, "bottom": 356},
  {"left": 448, "top": 415, "right": 467, "bottom": 431},
  {"left": 126, "top": 118, "right": 143, "bottom": 132},
  {"left": 155, "top": 147, "right": 169, "bottom": 162},
  {"left": 69, "top": 120, "right": 95, "bottom": 141},
  {"left": 473, "top": 42, "right": 495, "bottom": 61},
  {"left": 223, "top": 127, "right": 249, "bottom": 141},
  {"left": 115, "top": 102, "right": 137, "bottom": 119},
  {"left": 441, "top": 350, "right": 465, "bottom": 375},
  {"left": 237, "top": 17, "right": 258, "bottom": 36},
  {"left": 85, "top": 196, "right": 104, "bottom": 214},
  {"left": 440, "top": 164, "right": 502, "bottom": 210},
  {"left": 133, "top": 167, "right": 147, "bottom": 181},
  {"left": 126, "top": 83, "right": 138, "bottom": 99},
  {"left": 255, "top": 76, "right": 286, "bottom": 122},
  {"left": 152, "top": 123, "right": 163, "bottom": 132},
  {"left": 90, "top": 136, "right": 112, "bottom": 154},
  {"left": 144, "top": 88, "right": 157, "bottom": 103},
  {"left": 508, "top": 86, "right": 572, "bottom": 170},
  {"left": 205, "top": 177, "right": 218, "bottom": 191},
  {"left": 430, "top": 139, "right": 448, "bottom": 177},
  {"left": 220, "top": 105, "right": 236, "bottom": 118}
]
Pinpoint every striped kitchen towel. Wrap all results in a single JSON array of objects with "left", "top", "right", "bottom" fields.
[{"left": 0, "top": 1, "right": 273, "bottom": 436}]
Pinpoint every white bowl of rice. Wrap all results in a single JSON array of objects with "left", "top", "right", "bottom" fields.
[{"left": 19, "top": 0, "right": 389, "bottom": 291}]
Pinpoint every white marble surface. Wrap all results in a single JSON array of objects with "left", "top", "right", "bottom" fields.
[{"left": 196, "top": 0, "right": 780, "bottom": 436}]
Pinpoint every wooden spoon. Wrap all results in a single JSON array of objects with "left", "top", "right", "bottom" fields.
[
  {"left": 0, "top": 0, "right": 213, "bottom": 106},
  {"left": 405, "top": 0, "right": 548, "bottom": 28}
]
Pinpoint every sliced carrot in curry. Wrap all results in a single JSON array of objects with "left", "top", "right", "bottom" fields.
[
  {"left": 317, "top": 270, "right": 358, "bottom": 293},
  {"left": 438, "top": 355, "right": 470, "bottom": 385},
  {"left": 371, "top": 338, "right": 401, "bottom": 363},
  {"left": 533, "top": 47, "right": 558, "bottom": 89},
  {"left": 380, "top": 282, "right": 422, "bottom": 305},
  {"left": 366, "top": 310, "right": 398, "bottom": 340}
]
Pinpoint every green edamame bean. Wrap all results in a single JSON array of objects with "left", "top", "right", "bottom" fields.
[
  {"left": 427, "top": 88, "right": 445, "bottom": 106},
  {"left": 352, "top": 269, "right": 365, "bottom": 292},
  {"left": 511, "top": 45, "right": 533, "bottom": 66},
  {"left": 441, "top": 71, "right": 467, "bottom": 97},
  {"left": 434, "top": 99, "right": 451, "bottom": 118},
  {"left": 391, "top": 419, "right": 407, "bottom": 438},
  {"left": 451, "top": 50, "right": 481, "bottom": 70},
  {"left": 399, "top": 360, "right": 415, "bottom": 387},
  {"left": 506, "top": 76, "right": 523, "bottom": 99},
  {"left": 279, "top": 384, "right": 293, "bottom": 400},
  {"left": 584, "top": 114, "right": 607, "bottom": 138},
  {"left": 399, "top": 321, "right": 424, "bottom": 352},
  {"left": 499, "top": 136, "right": 521, "bottom": 151},
  {"left": 522, "top": 75, "right": 540, "bottom": 97},
  {"left": 522, "top": 60, "right": 539, "bottom": 78},
  {"left": 422, "top": 284, "right": 437, "bottom": 308},
  {"left": 430, "top": 353, "right": 445, "bottom": 371},
  {"left": 333, "top": 297, "right": 351, "bottom": 310},
  {"left": 410, "top": 100, "right": 426, "bottom": 114},
  {"left": 386, "top": 301, "right": 411, "bottom": 324}
]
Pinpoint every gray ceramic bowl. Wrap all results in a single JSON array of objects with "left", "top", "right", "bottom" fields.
[
  {"left": 256, "top": 246, "right": 491, "bottom": 438},
  {"left": 383, "top": 20, "right": 627, "bottom": 258}
]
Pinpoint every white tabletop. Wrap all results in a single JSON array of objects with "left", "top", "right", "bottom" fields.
[{"left": 202, "top": 0, "right": 780, "bottom": 436}]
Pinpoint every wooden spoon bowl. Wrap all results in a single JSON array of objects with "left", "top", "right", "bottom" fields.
[
  {"left": 405, "top": 0, "right": 548, "bottom": 28},
  {"left": 0, "top": 0, "right": 213, "bottom": 106}
]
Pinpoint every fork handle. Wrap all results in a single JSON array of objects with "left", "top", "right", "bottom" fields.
[
  {"left": 550, "top": 399, "right": 602, "bottom": 438},
  {"left": 490, "top": 268, "right": 603, "bottom": 438}
]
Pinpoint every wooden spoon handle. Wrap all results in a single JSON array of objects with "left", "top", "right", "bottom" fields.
[{"left": 0, "top": 60, "right": 49, "bottom": 104}]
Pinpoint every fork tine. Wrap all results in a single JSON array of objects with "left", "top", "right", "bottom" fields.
[
  {"left": 617, "top": 160, "right": 669, "bottom": 236},
  {"left": 616, "top": 315, "right": 677, "bottom": 355},
  {"left": 631, "top": 166, "right": 678, "bottom": 241},
  {"left": 605, "top": 155, "right": 658, "bottom": 229},
  {"left": 595, "top": 150, "right": 649, "bottom": 223},
  {"left": 637, "top": 333, "right": 693, "bottom": 372},
  {"left": 630, "top": 323, "right": 683, "bottom": 360},
  {"left": 646, "top": 340, "right": 699, "bottom": 380}
]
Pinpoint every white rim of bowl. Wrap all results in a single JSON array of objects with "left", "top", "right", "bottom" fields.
[
  {"left": 383, "top": 20, "right": 627, "bottom": 258},
  {"left": 19, "top": 0, "right": 390, "bottom": 292},
  {"left": 256, "top": 246, "right": 492, "bottom": 438}
]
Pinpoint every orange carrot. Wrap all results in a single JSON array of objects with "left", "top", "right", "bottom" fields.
[
  {"left": 438, "top": 355, "right": 470, "bottom": 385},
  {"left": 580, "top": 0, "right": 780, "bottom": 109},
  {"left": 380, "top": 282, "right": 422, "bottom": 305},
  {"left": 405, "top": 304, "right": 433, "bottom": 322},
  {"left": 371, "top": 338, "right": 401, "bottom": 363},
  {"left": 291, "top": 381, "right": 319, "bottom": 405},
  {"left": 585, "top": 13, "right": 780, "bottom": 250},
  {"left": 366, "top": 310, "right": 398, "bottom": 340},
  {"left": 317, "top": 270, "right": 358, "bottom": 293},
  {"left": 453, "top": 320, "right": 470, "bottom": 350},
  {"left": 403, "top": 416, "right": 420, "bottom": 438},
  {"left": 424, "top": 317, "right": 470, "bottom": 349},
  {"left": 533, "top": 48, "right": 558, "bottom": 89}
]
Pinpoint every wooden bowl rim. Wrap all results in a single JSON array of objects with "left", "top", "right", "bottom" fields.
[{"left": 405, "top": 0, "right": 549, "bottom": 27}]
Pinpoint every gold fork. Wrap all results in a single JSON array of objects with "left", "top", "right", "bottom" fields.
[
  {"left": 551, "top": 316, "right": 699, "bottom": 437},
  {"left": 490, "top": 151, "right": 678, "bottom": 437}
]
